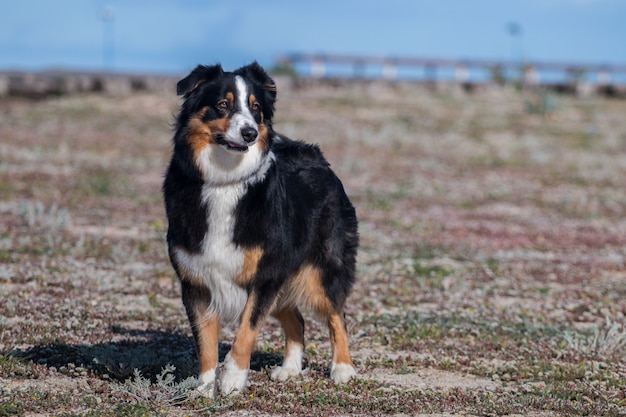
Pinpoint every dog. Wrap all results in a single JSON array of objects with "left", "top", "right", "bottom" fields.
[{"left": 162, "top": 62, "right": 359, "bottom": 396}]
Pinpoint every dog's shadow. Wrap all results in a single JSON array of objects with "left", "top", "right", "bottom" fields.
[{"left": 10, "top": 326, "right": 283, "bottom": 383}]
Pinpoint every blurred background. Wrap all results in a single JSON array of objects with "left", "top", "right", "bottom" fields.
[
  {"left": 1, "top": 0, "right": 625, "bottom": 79},
  {"left": 3, "top": 1, "right": 626, "bottom": 415}
]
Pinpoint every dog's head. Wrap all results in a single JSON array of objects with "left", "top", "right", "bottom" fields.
[{"left": 174, "top": 62, "right": 277, "bottom": 183}]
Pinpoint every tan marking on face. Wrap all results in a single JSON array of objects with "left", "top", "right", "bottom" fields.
[
  {"left": 185, "top": 107, "right": 231, "bottom": 166},
  {"left": 248, "top": 94, "right": 256, "bottom": 108},
  {"left": 234, "top": 247, "right": 263, "bottom": 287},
  {"left": 229, "top": 293, "right": 262, "bottom": 369},
  {"left": 225, "top": 91, "right": 234, "bottom": 104},
  {"left": 257, "top": 123, "right": 269, "bottom": 152}
]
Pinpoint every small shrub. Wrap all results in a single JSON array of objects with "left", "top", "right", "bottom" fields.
[{"left": 113, "top": 365, "right": 201, "bottom": 407}]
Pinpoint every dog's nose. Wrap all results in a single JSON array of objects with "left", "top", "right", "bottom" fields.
[{"left": 241, "top": 126, "right": 258, "bottom": 143}]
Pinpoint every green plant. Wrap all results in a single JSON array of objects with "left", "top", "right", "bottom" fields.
[
  {"left": 563, "top": 318, "right": 626, "bottom": 358},
  {"left": 113, "top": 365, "right": 201, "bottom": 407},
  {"left": 525, "top": 90, "right": 560, "bottom": 116}
]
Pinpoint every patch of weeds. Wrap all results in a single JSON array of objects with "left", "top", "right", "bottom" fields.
[
  {"left": 365, "top": 188, "right": 392, "bottom": 211},
  {"left": 361, "top": 312, "right": 449, "bottom": 349},
  {"left": 411, "top": 244, "right": 442, "bottom": 261},
  {"left": 549, "top": 362, "right": 587, "bottom": 382},
  {"left": 0, "top": 352, "right": 40, "bottom": 379},
  {"left": 62, "top": 402, "right": 158, "bottom": 417},
  {"left": 76, "top": 168, "right": 130, "bottom": 197},
  {"left": 16, "top": 200, "right": 69, "bottom": 230},
  {"left": 438, "top": 357, "right": 457, "bottom": 371},
  {"left": 113, "top": 365, "right": 201, "bottom": 408},
  {"left": 236, "top": 377, "right": 435, "bottom": 416},
  {"left": 79, "top": 169, "right": 114, "bottom": 196},
  {"left": 562, "top": 318, "right": 626, "bottom": 358},
  {"left": 528, "top": 381, "right": 625, "bottom": 415},
  {"left": 396, "top": 356, "right": 418, "bottom": 374},
  {"left": 5, "top": 387, "right": 79, "bottom": 415},
  {"left": 0, "top": 398, "right": 24, "bottom": 416},
  {"left": 70, "top": 235, "right": 114, "bottom": 260},
  {"left": 478, "top": 258, "right": 501, "bottom": 279},
  {"left": 525, "top": 90, "right": 560, "bottom": 116},
  {"left": 413, "top": 260, "right": 451, "bottom": 289},
  {"left": 110, "top": 402, "right": 154, "bottom": 417}
]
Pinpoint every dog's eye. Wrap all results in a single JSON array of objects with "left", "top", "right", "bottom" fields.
[
  {"left": 216, "top": 100, "right": 229, "bottom": 111},
  {"left": 251, "top": 102, "right": 260, "bottom": 112}
]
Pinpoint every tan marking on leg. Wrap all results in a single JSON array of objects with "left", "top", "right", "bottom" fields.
[
  {"left": 327, "top": 311, "right": 353, "bottom": 366},
  {"left": 234, "top": 246, "right": 263, "bottom": 287},
  {"left": 229, "top": 293, "right": 262, "bottom": 369},
  {"left": 273, "top": 307, "right": 305, "bottom": 353},
  {"left": 282, "top": 264, "right": 353, "bottom": 367},
  {"left": 271, "top": 307, "right": 305, "bottom": 381},
  {"left": 195, "top": 314, "right": 220, "bottom": 374},
  {"left": 280, "top": 264, "right": 333, "bottom": 313}
]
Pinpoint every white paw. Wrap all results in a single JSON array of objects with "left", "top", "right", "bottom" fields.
[
  {"left": 219, "top": 353, "right": 249, "bottom": 396},
  {"left": 330, "top": 362, "right": 356, "bottom": 384},
  {"left": 196, "top": 368, "right": 217, "bottom": 398},
  {"left": 271, "top": 364, "right": 301, "bottom": 381},
  {"left": 271, "top": 345, "right": 303, "bottom": 382}
]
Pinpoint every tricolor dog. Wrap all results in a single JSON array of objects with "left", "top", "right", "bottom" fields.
[{"left": 163, "top": 62, "right": 359, "bottom": 396}]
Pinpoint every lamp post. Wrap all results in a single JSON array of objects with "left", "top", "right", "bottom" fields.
[
  {"left": 506, "top": 22, "right": 523, "bottom": 82},
  {"left": 99, "top": 5, "right": 115, "bottom": 72}
]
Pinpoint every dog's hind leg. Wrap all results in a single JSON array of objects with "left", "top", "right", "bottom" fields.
[
  {"left": 327, "top": 310, "right": 356, "bottom": 384},
  {"left": 271, "top": 307, "right": 305, "bottom": 381}
]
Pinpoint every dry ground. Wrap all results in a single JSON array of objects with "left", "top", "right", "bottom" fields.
[{"left": 1, "top": 77, "right": 626, "bottom": 416}]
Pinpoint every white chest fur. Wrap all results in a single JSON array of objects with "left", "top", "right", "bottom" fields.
[{"left": 173, "top": 183, "right": 249, "bottom": 324}]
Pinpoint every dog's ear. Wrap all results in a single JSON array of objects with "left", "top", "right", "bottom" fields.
[
  {"left": 236, "top": 61, "right": 277, "bottom": 99},
  {"left": 176, "top": 64, "right": 224, "bottom": 96}
]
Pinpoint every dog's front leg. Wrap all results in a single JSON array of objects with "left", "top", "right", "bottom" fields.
[
  {"left": 181, "top": 282, "right": 220, "bottom": 397},
  {"left": 195, "top": 315, "right": 220, "bottom": 397},
  {"left": 220, "top": 292, "right": 263, "bottom": 395}
]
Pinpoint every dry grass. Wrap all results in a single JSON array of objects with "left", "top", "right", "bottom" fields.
[{"left": 1, "top": 79, "right": 626, "bottom": 416}]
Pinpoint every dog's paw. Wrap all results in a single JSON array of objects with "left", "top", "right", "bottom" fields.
[
  {"left": 196, "top": 368, "right": 218, "bottom": 398},
  {"left": 271, "top": 364, "right": 301, "bottom": 381},
  {"left": 271, "top": 345, "right": 303, "bottom": 382},
  {"left": 219, "top": 353, "right": 248, "bottom": 396},
  {"left": 330, "top": 362, "right": 356, "bottom": 384}
]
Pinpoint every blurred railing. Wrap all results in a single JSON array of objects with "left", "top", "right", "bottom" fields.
[
  {"left": 4, "top": 55, "right": 626, "bottom": 98},
  {"left": 277, "top": 53, "right": 626, "bottom": 97}
]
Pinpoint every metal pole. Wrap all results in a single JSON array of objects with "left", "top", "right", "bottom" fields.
[{"left": 100, "top": 6, "right": 115, "bottom": 72}]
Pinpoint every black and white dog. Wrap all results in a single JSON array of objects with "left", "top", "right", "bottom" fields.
[{"left": 163, "top": 62, "right": 358, "bottom": 396}]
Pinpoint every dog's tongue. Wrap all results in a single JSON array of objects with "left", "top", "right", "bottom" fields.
[{"left": 228, "top": 141, "right": 247, "bottom": 149}]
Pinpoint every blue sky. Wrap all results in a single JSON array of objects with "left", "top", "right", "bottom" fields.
[{"left": 1, "top": 0, "right": 624, "bottom": 75}]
